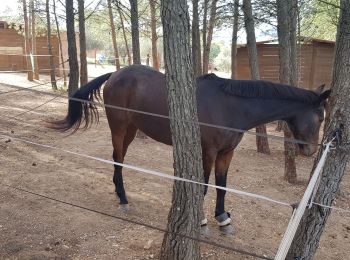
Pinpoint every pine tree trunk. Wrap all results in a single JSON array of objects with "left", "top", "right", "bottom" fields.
[
  {"left": 129, "top": 0, "right": 141, "bottom": 64},
  {"left": 150, "top": 0, "right": 159, "bottom": 70},
  {"left": 22, "top": 0, "right": 34, "bottom": 81},
  {"left": 231, "top": 0, "right": 239, "bottom": 79},
  {"left": 242, "top": 0, "right": 270, "bottom": 154},
  {"left": 78, "top": 0, "right": 88, "bottom": 85},
  {"left": 65, "top": 0, "right": 79, "bottom": 96},
  {"left": 116, "top": 3, "right": 131, "bottom": 66},
  {"left": 202, "top": 0, "right": 218, "bottom": 74},
  {"left": 277, "top": 0, "right": 297, "bottom": 183},
  {"left": 287, "top": 1, "right": 350, "bottom": 258},
  {"left": 160, "top": 0, "right": 204, "bottom": 259},
  {"left": 30, "top": 0, "right": 39, "bottom": 80},
  {"left": 192, "top": 0, "right": 202, "bottom": 77},
  {"left": 202, "top": 0, "right": 208, "bottom": 73},
  {"left": 108, "top": 0, "right": 121, "bottom": 71},
  {"left": 53, "top": 0, "right": 67, "bottom": 87},
  {"left": 46, "top": 0, "right": 57, "bottom": 90}
]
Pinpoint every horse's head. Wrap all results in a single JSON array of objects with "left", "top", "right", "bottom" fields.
[{"left": 287, "top": 85, "right": 331, "bottom": 156}]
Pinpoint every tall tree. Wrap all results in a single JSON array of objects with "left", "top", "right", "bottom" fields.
[
  {"left": 53, "top": 0, "right": 67, "bottom": 87},
  {"left": 78, "top": 0, "right": 88, "bottom": 85},
  {"left": 129, "top": 0, "right": 141, "bottom": 64},
  {"left": 149, "top": 0, "right": 159, "bottom": 70},
  {"left": 231, "top": 0, "right": 240, "bottom": 79},
  {"left": 30, "top": 0, "right": 39, "bottom": 80},
  {"left": 202, "top": 0, "right": 209, "bottom": 72},
  {"left": 160, "top": 0, "right": 204, "bottom": 258},
  {"left": 22, "top": 0, "right": 34, "bottom": 81},
  {"left": 287, "top": 1, "right": 350, "bottom": 258},
  {"left": 202, "top": 0, "right": 218, "bottom": 74},
  {"left": 116, "top": 1, "right": 131, "bottom": 65},
  {"left": 107, "top": 0, "right": 121, "bottom": 71},
  {"left": 46, "top": 0, "right": 57, "bottom": 90},
  {"left": 66, "top": 0, "right": 79, "bottom": 96},
  {"left": 276, "top": 0, "right": 297, "bottom": 182},
  {"left": 192, "top": 0, "right": 202, "bottom": 77},
  {"left": 242, "top": 0, "right": 270, "bottom": 154}
]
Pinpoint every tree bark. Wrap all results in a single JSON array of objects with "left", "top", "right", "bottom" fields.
[
  {"left": 22, "top": 0, "right": 34, "bottom": 81},
  {"left": 116, "top": 2, "right": 131, "bottom": 66},
  {"left": 30, "top": 0, "right": 39, "bottom": 80},
  {"left": 202, "top": 0, "right": 218, "bottom": 74},
  {"left": 78, "top": 0, "right": 88, "bottom": 85},
  {"left": 277, "top": 0, "right": 297, "bottom": 183},
  {"left": 66, "top": 0, "right": 79, "bottom": 96},
  {"left": 242, "top": 0, "right": 270, "bottom": 154},
  {"left": 46, "top": 0, "right": 57, "bottom": 90},
  {"left": 192, "top": 0, "right": 202, "bottom": 77},
  {"left": 129, "top": 0, "right": 141, "bottom": 64},
  {"left": 53, "top": 0, "right": 67, "bottom": 87},
  {"left": 202, "top": 0, "right": 208, "bottom": 72},
  {"left": 108, "top": 0, "right": 121, "bottom": 71},
  {"left": 287, "top": 1, "right": 350, "bottom": 258},
  {"left": 160, "top": 0, "right": 204, "bottom": 259},
  {"left": 231, "top": 0, "right": 239, "bottom": 79},
  {"left": 149, "top": 0, "right": 159, "bottom": 70}
]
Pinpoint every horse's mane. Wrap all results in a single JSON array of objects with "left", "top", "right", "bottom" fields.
[{"left": 197, "top": 73, "right": 320, "bottom": 103}]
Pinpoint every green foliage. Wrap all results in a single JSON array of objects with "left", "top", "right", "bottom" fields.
[
  {"left": 209, "top": 42, "right": 221, "bottom": 62},
  {"left": 301, "top": 0, "right": 340, "bottom": 40}
]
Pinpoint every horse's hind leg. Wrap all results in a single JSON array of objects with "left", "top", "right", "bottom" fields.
[{"left": 112, "top": 125, "right": 138, "bottom": 209}]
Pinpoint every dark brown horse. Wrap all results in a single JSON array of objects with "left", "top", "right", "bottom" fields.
[{"left": 51, "top": 65, "right": 330, "bottom": 231}]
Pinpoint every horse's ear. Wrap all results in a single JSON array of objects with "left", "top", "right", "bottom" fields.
[
  {"left": 319, "top": 89, "right": 331, "bottom": 102},
  {"left": 315, "top": 84, "right": 326, "bottom": 94}
]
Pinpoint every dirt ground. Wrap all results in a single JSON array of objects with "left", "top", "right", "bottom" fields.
[{"left": 0, "top": 75, "right": 349, "bottom": 260}]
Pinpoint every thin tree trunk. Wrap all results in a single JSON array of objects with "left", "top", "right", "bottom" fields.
[
  {"left": 78, "top": 0, "right": 88, "bottom": 85},
  {"left": 117, "top": 3, "right": 131, "bottom": 65},
  {"left": 287, "top": 1, "right": 350, "bottom": 258},
  {"left": 242, "top": 0, "right": 270, "bottom": 154},
  {"left": 46, "top": 0, "right": 57, "bottom": 90},
  {"left": 277, "top": 0, "right": 297, "bottom": 183},
  {"left": 22, "top": 0, "right": 34, "bottom": 81},
  {"left": 202, "top": 0, "right": 208, "bottom": 72},
  {"left": 202, "top": 0, "right": 218, "bottom": 74},
  {"left": 231, "top": 0, "right": 239, "bottom": 79},
  {"left": 66, "top": 0, "right": 79, "bottom": 96},
  {"left": 192, "top": 0, "right": 201, "bottom": 77},
  {"left": 129, "top": 0, "right": 141, "bottom": 64},
  {"left": 160, "top": 0, "right": 204, "bottom": 259},
  {"left": 30, "top": 0, "right": 39, "bottom": 80},
  {"left": 150, "top": 0, "right": 159, "bottom": 70},
  {"left": 53, "top": 0, "right": 67, "bottom": 87},
  {"left": 108, "top": 0, "right": 121, "bottom": 71}
]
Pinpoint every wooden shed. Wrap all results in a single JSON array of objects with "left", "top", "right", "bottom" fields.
[
  {"left": 0, "top": 21, "right": 60, "bottom": 76},
  {"left": 235, "top": 38, "right": 335, "bottom": 90}
]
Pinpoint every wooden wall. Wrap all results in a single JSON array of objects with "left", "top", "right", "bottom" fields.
[
  {"left": 0, "top": 28, "right": 60, "bottom": 76},
  {"left": 236, "top": 42, "right": 334, "bottom": 90},
  {"left": 0, "top": 29, "right": 26, "bottom": 71}
]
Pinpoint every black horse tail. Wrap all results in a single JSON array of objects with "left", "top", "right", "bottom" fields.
[{"left": 48, "top": 72, "right": 113, "bottom": 132}]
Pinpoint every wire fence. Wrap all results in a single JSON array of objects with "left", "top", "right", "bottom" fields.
[
  {"left": 0, "top": 72, "right": 349, "bottom": 260},
  {"left": 0, "top": 80, "right": 322, "bottom": 147}
]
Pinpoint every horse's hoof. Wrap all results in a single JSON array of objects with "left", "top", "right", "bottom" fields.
[
  {"left": 200, "top": 225, "right": 210, "bottom": 236},
  {"left": 219, "top": 224, "right": 234, "bottom": 236},
  {"left": 118, "top": 204, "right": 131, "bottom": 213}
]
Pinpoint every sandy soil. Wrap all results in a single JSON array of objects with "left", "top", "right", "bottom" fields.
[{"left": 0, "top": 75, "right": 349, "bottom": 260}]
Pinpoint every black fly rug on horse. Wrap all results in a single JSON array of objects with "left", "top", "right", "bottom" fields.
[{"left": 50, "top": 65, "right": 330, "bottom": 233}]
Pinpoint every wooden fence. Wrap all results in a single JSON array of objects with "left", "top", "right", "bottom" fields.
[{"left": 236, "top": 39, "right": 335, "bottom": 90}]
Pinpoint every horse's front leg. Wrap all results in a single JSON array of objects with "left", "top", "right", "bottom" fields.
[
  {"left": 200, "top": 150, "right": 216, "bottom": 235},
  {"left": 214, "top": 150, "right": 234, "bottom": 234}
]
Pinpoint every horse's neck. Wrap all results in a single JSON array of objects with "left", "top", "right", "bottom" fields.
[{"left": 242, "top": 99, "right": 307, "bottom": 129}]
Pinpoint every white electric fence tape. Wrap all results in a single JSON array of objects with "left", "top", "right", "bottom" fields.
[{"left": 274, "top": 140, "right": 332, "bottom": 260}]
